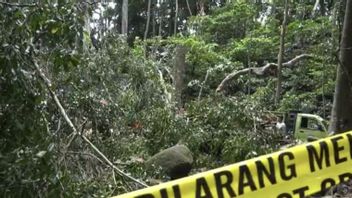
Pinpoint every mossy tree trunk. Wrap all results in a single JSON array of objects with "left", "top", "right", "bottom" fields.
[{"left": 329, "top": 0, "right": 352, "bottom": 133}]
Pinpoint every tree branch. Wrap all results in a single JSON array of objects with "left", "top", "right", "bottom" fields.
[
  {"left": 186, "top": 0, "right": 193, "bottom": 16},
  {"left": 216, "top": 68, "right": 252, "bottom": 92},
  {"left": 67, "top": 151, "right": 105, "bottom": 165},
  {"left": 216, "top": 54, "right": 314, "bottom": 92},
  {"left": 198, "top": 69, "right": 210, "bottom": 101},
  {"left": 312, "top": 0, "right": 320, "bottom": 16},
  {"left": 0, "top": 1, "right": 97, "bottom": 8},
  {"left": 32, "top": 59, "right": 148, "bottom": 188},
  {"left": 282, "top": 54, "right": 314, "bottom": 67},
  {"left": 82, "top": 1, "right": 98, "bottom": 6},
  {"left": 0, "top": 1, "right": 37, "bottom": 7}
]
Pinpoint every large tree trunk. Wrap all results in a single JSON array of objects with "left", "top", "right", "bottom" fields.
[
  {"left": 274, "top": 0, "right": 288, "bottom": 106},
  {"left": 83, "top": 2, "right": 91, "bottom": 51},
  {"left": 173, "top": 45, "right": 187, "bottom": 108},
  {"left": 121, "top": 0, "right": 128, "bottom": 35},
  {"left": 168, "top": 0, "right": 174, "bottom": 36},
  {"left": 74, "top": 1, "right": 91, "bottom": 52},
  {"left": 329, "top": 0, "right": 352, "bottom": 133}
]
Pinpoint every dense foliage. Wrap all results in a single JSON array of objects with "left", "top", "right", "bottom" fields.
[{"left": 0, "top": 0, "right": 343, "bottom": 197}]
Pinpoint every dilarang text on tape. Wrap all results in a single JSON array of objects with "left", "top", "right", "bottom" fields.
[{"left": 112, "top": 131, "right": 352, "bottom": 198}]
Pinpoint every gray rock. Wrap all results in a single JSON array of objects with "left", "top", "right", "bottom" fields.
[{"left": 146, "top": 144, "right": 193, "bottom": 179}]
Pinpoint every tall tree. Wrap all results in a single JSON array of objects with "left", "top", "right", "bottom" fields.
[
  {"left": 122, "top": 0, "right": 128, "bottom": 35},
  {"left": 197, "top": 0, "right": 206, "bottom": 16},
  {"left": 329, "top": 0, "right": 352, "bottom": 133},
  {"left": 274, "top": 0, "right": 289, "bottom": 106},
  {"left": 173, "top": 45, "right": 187, "bottom": 108},
  {"left": 186, "top": 0, "right": 192, "bottom": 16},
  {"left": 82, "top": 2, "right": 91, "bottom": 51},
  {"left": 144, "top": 0, "right": 151, "bottom": 40},
  {"left": 174, "top": 0, "right": 178, "bottom": 35}
]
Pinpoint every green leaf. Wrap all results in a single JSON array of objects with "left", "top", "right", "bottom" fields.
[{"left": 51, "top": 27, "right": 59, "bottom": 34}]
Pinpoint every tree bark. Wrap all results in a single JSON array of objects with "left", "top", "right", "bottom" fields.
[
  {"left": 152, "top": 6, "right": 156, "bottom": 37},
  {"left": 186, "top": 0, "right": 193, "bottom": 16},
  {"left": 122, "top": 0, "right": 128, "bottom": 35},
  {"left": 329, "top": 0, "right": 352, "bottom": 133},
  {"left": 83, "top": 2, "right": 91, "bottom": 51},
  {"left": 174, "top": 0, "right": 178, "bottom": 35},
  {"left": 319, "top": 0, "right": 326, "bottom": 16},
  {"left": 312, "top": 0, "right": 320, "bottom": 16},
  {"left": 174, "top": 45, "right": 187, "bottom": 108},
  {"left": 274, "top": 0, "right": 288, "bottom": 106},
  {"left": 144, "top": 0, "right": 151, "bottom": 40},
  {"left": 198, "top": 70, "right": 210, "bottom": 101},
  {"left": 216, "top": 54, "right": 313, "bottom": 92},
  {"left": 159, "top": 16, "right": 163, "bottom": 36},
  {"left": 312, "top": 0, "right": 326, "bottom": 16},
  {"left": 168, "top": 0, "right": 174, "bottom": 35},
  {"left": 197, "top": 0, "right": 206, "bottom": 16}
]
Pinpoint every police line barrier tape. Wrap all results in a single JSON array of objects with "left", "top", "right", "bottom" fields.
[{"left": 112, "top": 131, "right": 352, "bottom": 198}]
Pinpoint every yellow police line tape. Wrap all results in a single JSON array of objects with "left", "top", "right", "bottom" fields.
[{"left": 112, "top": 131, "right": 352, "bottom": 198}]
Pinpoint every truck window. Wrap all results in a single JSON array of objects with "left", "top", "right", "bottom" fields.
[
  {"left": 308, "top": 119, "right": 319, "bottom": 130},
  {"left": 301, "top": 117, "right": 308, "bottom": 128},
  {"left": 301, "top": 117, "right": 322, "bottom": 131}
]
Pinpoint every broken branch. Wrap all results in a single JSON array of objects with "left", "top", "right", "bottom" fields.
[
  {"left": 216, "top": 54, "right": 314, "bottom": 92},
  {"left": 0, "top": 1, "right": 37, "bottom": 7},
  {"left": 32, "top": 59, "right": 148, "bottom": 188}
]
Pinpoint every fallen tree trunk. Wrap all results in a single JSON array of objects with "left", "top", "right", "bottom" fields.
[{"left": 216, "top": 54, "right": 314, "bottom": 92}]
